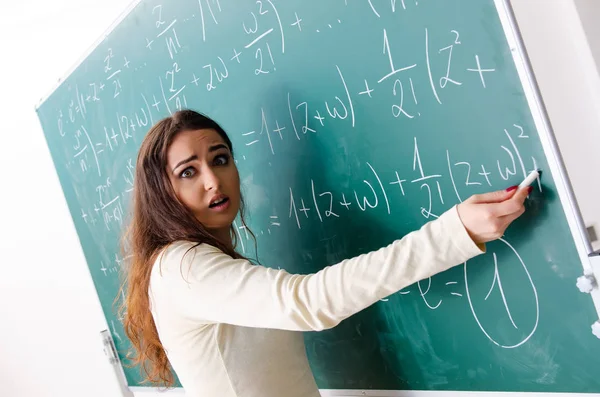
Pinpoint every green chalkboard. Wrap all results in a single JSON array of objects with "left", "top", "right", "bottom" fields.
[{"left": 36, "top": 0, "right": 600, "bottom": 393}]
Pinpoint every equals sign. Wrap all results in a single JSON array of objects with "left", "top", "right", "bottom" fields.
[
  {"left": 270, "top": 215, "right": 280, "bottom": 226},
  {"left": 243, "top": 130, "right": 258, "bottom": 146}
]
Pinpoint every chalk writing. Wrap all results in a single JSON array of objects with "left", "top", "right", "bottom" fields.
[{"left": 40, "top": 0, "right": 549, "bottom": 358}]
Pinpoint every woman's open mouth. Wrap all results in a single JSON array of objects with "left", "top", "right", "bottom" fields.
[{"left": 209, "top": 195, "right": 230, "bottom": 211}]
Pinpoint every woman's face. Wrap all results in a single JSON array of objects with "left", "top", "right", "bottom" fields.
[{"left": 166, "top": 128, "right": 240, "bottom": 238}]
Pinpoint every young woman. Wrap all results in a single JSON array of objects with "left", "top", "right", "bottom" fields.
[{"left": 121, "top": 109, "right": 531, "bottom": 397}]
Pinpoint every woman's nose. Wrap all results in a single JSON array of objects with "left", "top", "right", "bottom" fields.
[{"left": 203, "top": 168, "right": 220, "bottom": 191}]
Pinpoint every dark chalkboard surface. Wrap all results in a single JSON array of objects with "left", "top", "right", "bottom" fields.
[{"left": 36, "top": 0, "right": 600, "bottom": 392}]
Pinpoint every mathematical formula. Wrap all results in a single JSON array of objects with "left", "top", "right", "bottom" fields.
[{"left": 43, "top": 0, "right": 543, "bottom": 349}]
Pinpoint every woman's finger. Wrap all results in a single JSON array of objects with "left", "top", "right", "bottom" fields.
[
  {"left": 500, "top": 205, "right": 526, "bottom": 229},
  {"left": 491, "top": 186, "right": 530, "bottom": 217},
  {"left": 466, "top": 187, "right": 517, "bottom": 205}
]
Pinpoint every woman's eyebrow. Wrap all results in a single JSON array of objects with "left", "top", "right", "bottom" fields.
[
  {"left": 208, "top": 144, "right": 228, "bottom": 153},
  {"left": 172, "top": 154, "right": 198, "bottom": 174}
]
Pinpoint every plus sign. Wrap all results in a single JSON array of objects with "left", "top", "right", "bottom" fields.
[
  {"left": 152, "top": 95, "right": 161, "bottom": 111},
  {"left": 100, "top": 261, "right": 108, "bottom": 276},
  {"left": 273, "top": 120, "right": 286, "bottom": 139},
  {"left": 110, "top": 128, "right": 119, "bottom": 145},
  {"left": 123, "top": 57, "right": 130, "bottom": 68},
  {"left": 467, "top": 55, "right": 495, "bottom": 88},
  {"left": 146, "top": 38, "right": 154, "bottom": 50},
  {"left": 299, "top": 199, "right": 311, "bottom": 217},
  {"left": 191, "top": 74, "right": 200, "bottom": 86},
  {"left": 339, "top": 193, "right": 352, "bottom": 210},
  {"left": 129, "top": 119, "right": 136, "bottom": 132},
  {"left": 389, "top": 171, "right": 406, "bottom": 195},
  {"left": 291, "top": 12, "right": 302, "bottom": 31},
  {"left": 231, "top": 48, "right": 242, "bottom": 64},
  {"left": 359, "top": 79, "right": 374, "bottom": 97},
  {"left": 314, "top": 110, "right": 325, "bottom": 126},
  {"left": 478, "top": 164, "right": 492, "bottom": 186}
]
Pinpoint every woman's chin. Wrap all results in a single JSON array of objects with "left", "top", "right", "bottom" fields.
[{"left": 204, "top": 211, "right": 239, "bottom": 232}]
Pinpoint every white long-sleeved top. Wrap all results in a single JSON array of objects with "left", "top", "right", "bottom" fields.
[{"left": 149, "top": 205, "right": 484, "bottom": 397}]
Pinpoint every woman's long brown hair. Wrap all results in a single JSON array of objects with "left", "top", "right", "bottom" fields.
[{"left": 118, "top": 110, "right": 254, "bottom": 387}]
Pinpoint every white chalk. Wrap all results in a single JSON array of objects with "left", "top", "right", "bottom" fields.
[{"left": 518, "top": 169, "right": 540, "bottom": 190}]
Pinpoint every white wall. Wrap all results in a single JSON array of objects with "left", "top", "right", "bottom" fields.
[
  {"left": 574, "top": 0, "right": 600, "bottom": 72},
  {"left": 1, "top": 1, "right": 599, "bottom": 397},
  {"left": 0, "top": 1, "right": 132, "bottom": 396},
  {"left": 570, "top": 0, "right": 600, "bottom": 247}
]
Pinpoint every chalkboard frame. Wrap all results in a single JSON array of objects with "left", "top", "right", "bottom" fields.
[
  {"left": 491, "top": 0, "right": 593, "bottom": 261},
  {"left": 37, "top": 0, "right": 600, "bottom": 395}
]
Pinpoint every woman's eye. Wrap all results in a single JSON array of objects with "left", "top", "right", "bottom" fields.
[
  {"left": 180, "top": 167, "right": 196, "bottom": 178},
  {"left": 214, "top": 154, "right": 230, "bottom": 166}
]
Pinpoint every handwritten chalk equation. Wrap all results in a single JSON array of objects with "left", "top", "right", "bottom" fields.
[
  {"left": 233, "top": 126, "right": 541, "bottom": 348},
  {"left": 42, "top": 0, "right": 544, "bottom": 351}
]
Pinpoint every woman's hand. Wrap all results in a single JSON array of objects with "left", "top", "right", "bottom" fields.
[{"left": 457, "top": 186, "right": 531, "bottom": 245}]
